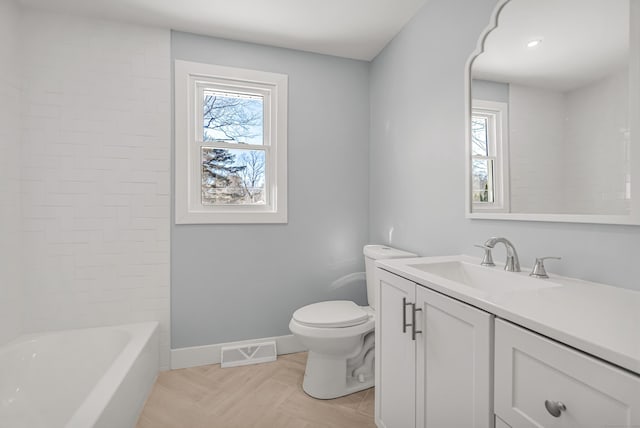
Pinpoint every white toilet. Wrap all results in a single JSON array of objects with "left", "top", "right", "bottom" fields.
[{"left": 289, "top": 244, "right": 416, "bottom": 399}]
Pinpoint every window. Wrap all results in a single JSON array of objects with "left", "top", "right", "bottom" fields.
[
  {"left": 471, "top": 99, "right": 509, "bottom": 212},
  {"left": 175, "top": 60, "right": 288, "bottom": 224}
]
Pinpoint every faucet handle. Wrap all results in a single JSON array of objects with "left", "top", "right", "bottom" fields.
[
  {"left": 529, "top": 257, "right": 561, "bottom": 279},
  {"left": 474, "top": 244, "right": 495, "bottom": 267}
]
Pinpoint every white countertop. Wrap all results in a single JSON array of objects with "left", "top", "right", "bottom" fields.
[{"left": 377, "top": 254, "right": 640, "bottom": 376}]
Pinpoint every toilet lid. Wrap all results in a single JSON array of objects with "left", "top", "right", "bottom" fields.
[{"left": 293, "top": 301, "right": 370, "bottom": 328}]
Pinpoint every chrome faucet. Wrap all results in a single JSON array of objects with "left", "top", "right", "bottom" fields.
[{"left": 484, "top": 237, "right": 520, "bottom": 272}]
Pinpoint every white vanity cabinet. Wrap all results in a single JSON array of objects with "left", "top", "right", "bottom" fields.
[
  {"left": 494, "top": 319, "right": 640, "bottom": 428},
  {"left": 376, "top": 254, "right": 640, "bottom": 428},
  {"left": 375, "top": 268, "right": 494, "bottom": 428}
]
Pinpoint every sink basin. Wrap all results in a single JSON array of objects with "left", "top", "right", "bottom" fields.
[{"left": 407, "top": 261, "right": 562, "bottom": 294}]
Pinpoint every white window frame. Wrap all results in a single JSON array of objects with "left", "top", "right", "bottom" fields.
[
  {"left": 471, "top": 99, "right": 510, "bottom": 213},
  {"left": 175, "top": 60, "right": 288, "bottom": 224}
]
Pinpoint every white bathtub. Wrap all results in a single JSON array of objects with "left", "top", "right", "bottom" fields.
[{"left": 0, "top": 322, "right": 159, "bottom": 428}]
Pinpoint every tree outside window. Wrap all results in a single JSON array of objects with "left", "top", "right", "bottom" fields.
[{"left": 200, "top": 92, "right": 266, "bottom": 205}]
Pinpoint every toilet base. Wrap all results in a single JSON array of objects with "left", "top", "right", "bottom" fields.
[{"left": 302, "top": 351, "right": 374, "bottom": 399}]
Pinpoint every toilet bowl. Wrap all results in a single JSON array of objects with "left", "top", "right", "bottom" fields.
[
  {"left": 289, "top": 245, "right": 416, "bottom": 399},
  {"left": 289, "top": 301, "right": 375, "bottom": 399}
]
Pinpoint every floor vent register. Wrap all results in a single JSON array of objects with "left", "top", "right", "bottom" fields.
[{"left": 220, "top": 341, "right": 277, "bottom": 368}]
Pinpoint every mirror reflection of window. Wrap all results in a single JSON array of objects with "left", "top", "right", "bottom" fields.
[
  {"left": 471, "top": 100, "right": 509, "bottom": 212},
  {"left": 471, "top": 115, "right": 492, "bottom": 203}
]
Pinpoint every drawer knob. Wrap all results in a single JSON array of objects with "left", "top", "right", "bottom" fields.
[{"left": 544, "top": 400, "right": 567, "bottom": 417}]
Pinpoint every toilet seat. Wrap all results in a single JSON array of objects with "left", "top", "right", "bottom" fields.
[
  {"left": 292, "top": 301, "right": 369, "bottom": 328},
  {"left": 289, "top": 311, "right": 374, "bottom": 340}
]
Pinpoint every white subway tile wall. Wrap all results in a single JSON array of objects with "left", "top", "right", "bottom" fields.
[
  {"left": 508, "top": 84, "right": 566, "bottom": 214},
  {"left": 20, "top": 10, "right": 171, "bottom": 367},
  {"left": 0, "top": 0, "right": 23, "bottom": 346},
  {"left": 509, "top": 76, "right": 629, "bottom": 216}
]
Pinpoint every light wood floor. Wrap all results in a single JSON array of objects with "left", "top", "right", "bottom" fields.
[{"left": 136, "top": 352, "right": 375, "bottom": 428}]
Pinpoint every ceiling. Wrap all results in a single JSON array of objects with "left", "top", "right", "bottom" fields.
[
  {"left": 473, "top": 0, "right": 629, "bottom": 92},
  {"left": 18, "top": 0, "right": 428, "bottom": 61}
]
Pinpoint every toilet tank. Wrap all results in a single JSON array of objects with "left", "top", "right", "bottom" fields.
[{"left": 363, "top": 245, "right": 417, "bottom": 310}]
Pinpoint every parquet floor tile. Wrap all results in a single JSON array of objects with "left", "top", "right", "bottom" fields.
[{"left": 136, "top": 352, "right": 375, "bottom": 428}]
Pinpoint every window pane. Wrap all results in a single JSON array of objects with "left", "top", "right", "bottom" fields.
[
  {"left": 203, "top": 90, "right": 263, "bottom": 145},
  {"left": 471, "top": 116, "right": 489, "bottom": 156},
  {"left": 472, "top": 159, "right": 494, "bottom": 203},
  {"left": 201, "top": 147, "right": 266, "bottom": 205}
]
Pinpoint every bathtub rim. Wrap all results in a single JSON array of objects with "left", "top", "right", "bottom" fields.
[{"left": 60, "top": 322, "right": 160, "bottom": 428}]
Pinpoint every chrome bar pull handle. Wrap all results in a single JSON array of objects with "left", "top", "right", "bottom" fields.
[
  {"left": 402, "top": 297, "right": 412, "bottom": 333},
  {"left": 411, "top": 303, "right": 422, "bottom": 341}
]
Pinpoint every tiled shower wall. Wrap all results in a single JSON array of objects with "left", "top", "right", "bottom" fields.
[
  {"left": 19, "top": 9, "right": 171, "bottom": 367},
  {"left": 0, "top": 0, "right": 23, "bottom": 346}
]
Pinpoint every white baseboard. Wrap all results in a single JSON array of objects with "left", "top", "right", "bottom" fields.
[{"left": 170, "top": 334, "right": 306, "bottom": 370}]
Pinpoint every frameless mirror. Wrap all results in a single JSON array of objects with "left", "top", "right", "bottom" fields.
[{"left": 466, "top": 0, "right": 640, "bottom": 224}]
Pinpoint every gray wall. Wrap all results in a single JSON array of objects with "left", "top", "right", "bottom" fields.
[
  {"left": 171, "top": 32, "right": 370, "bottom": 348},
  {"left": 369, "top": 0, "right": 640, "bottom": 291}
]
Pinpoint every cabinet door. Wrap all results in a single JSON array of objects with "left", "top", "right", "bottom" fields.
[
  {"left": 494, "top": 415, "right": 512, "bottom": 428},
  {"left": 375, "top": 269, "right": 417, "bottom": 428},
  {"left": 415, "top": 286, "right": 494, "bottom": 428},
  {"left": 495, "top": 319, "right": 640, "bottom": 428}
]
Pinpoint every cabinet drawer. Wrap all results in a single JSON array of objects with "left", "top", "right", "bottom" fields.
[{"left": 495, "top": 319, "right": 640, "bottom": 428}]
